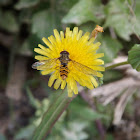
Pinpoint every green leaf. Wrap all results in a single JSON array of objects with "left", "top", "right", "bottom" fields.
[
  {"left": 62, "top": 0, "right": 105, "bottom": 25},
  {"left": 70, "top": 103, "right": 108, "bottom": 121},
  {"left": 128, "top": 44, "right": 140, "bottom": 71},
  {"left": 14, "top": 0, "right": 39, "bottom": 9},
  {"left": 79, "top": 22, "right": 96, "bottom": 32},
  {"left": 135, "top": 1, "right": 140, "bottom": 21},
  {"left": 0, "top": 11, "right": 19, "bottom": 33},
  {"left": 31, "top": 10, "right": 53, "bottom": 38},
  {"left": 132, "top": 0, "right": 140, "bottom": 37},
  {"left": 98, "top": 35, "right": 123, "bottom": 63},
  {"left": 104, "top": 0, "right": 140, "bottom": 41},
  {"left": 32, "top": 89, "right": 74, "bottom": 140},
  {"left": 104, "top": 0, "right": 133, "bottom": 41},
  {"left": 61, "top": 0, "right": 79, "bottom": 10},
  {"left": 31, "top": 10, "right": 60, "bottom": 38}
]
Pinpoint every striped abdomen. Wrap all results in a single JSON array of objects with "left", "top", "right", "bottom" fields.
[{"left": 60, "top": 65, "right": 69, "bottom": 80}]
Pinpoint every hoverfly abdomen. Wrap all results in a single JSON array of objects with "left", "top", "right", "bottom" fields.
[
  {"left": 59, "top": 51, "right": 70, "bottom": 80},
  {"left": 60, "top": 65, "right": 69, "bottom": 80}
]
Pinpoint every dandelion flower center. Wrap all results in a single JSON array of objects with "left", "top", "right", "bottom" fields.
[{"left": 32, "top": 26, "right": 104, "bottom": 97}]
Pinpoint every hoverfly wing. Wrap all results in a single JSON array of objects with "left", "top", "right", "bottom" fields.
[
  {"left": 71, "top": 60, "right": 100, "bottom": 77},
  {"left": 32, "top": 61, "right": 45, "bottom": 69},
  {"left": 32, "top": 58, "right": 58, "bottom": 70}
]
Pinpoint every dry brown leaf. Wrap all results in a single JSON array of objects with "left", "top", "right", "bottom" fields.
[
  {"left": 6, "top": 57, "right": 27, "bottom": 100},
  {"left": 89, "top": 56, "right": 140, "bottom": 125},
  {"left": 113, "top": 88, "right": 136, "bottom": 125}
]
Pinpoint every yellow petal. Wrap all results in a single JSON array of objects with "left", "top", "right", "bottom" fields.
[
  {"left": 72, "top": 73, "right": 84, "bottom": 87},
  {"left": 67, "top": 76, "right": 78, "bottom": 95},
  {"left": 95, "top": 72, "right": 103, "bottom": 77},
  {"left": 94, "top": 42, "right": 101, "bottom": 47},
  {"left": 77, "top": 30, "right": 83, "bottom": 40},
  {"left": 87, "top": 37, "right": 95, "bottom": 45},
  {"left": 35, "top": 55, "right": 48, "bottom": 60},
  {"left": 84, "top": 81, "right": 94, "bottom": 89},
  {"left": 42, "top": 37, "right": 53, "bottom": 50},
  {"left": 54, "top": 79, "right": 62, "bottom": 89},
  {"left": 92, "top": 59, "right": 104, "bottom": 65},
  {"left": 90, "top": 66, "right": 105, "bottom": 71},
  {"left": 90, "top": 42, "right": 101, "bottom": 52},
  {"left": 72, "top": 72, "right": 94, "bottom": 89},
  {"left": 38, "top": 44, "right": 48, "bottom": 52},
  {"left": 48, "top": 72, "right": 58, "bottom": 87},
  {"left": 90, "top": 76, "right": 98, "bottom": 88},
  {"left": 71, "top": 79, "right": 78, "bottom": 95},
  {"left": 66, "top": 27, "right": 72, "bottom": 38},
  {"left": 54, "top": 29, "right": 61, "bottom": 42},
  {"left": 93, "top": 53, "right": 104, "bottom": 59},
  {"left": 41, "top": 69, "right": 54, "bottom": 75},
  {"left": 80, "top": 32, "right": 90, "bottom": 43},
  {"left": 60, "top": 31, "right": 64, "bottom": 40},
  {"left": 48, "top": 35, "right": 56, "bottom": 45},
  {"left": 72, "top": 27, "right": 78, "bottom": 37},
  {"left": 34, "top": 48, "right": 48, "bottom": 56},
  {"left": 67, "top": 84, "right": 73, "bottom": 97},
  {"left": 61, "top": 80, "right": 66, "bottom": 89}
]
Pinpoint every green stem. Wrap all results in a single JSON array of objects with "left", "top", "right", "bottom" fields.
[
  {"left": 32, "top": 90, "right": 76, "bottom": 140},
  {"left": 105, "top": 61, "right": 129, "bottom": 70}
]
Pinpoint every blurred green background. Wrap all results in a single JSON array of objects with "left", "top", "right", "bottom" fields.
[{"left": 0, "top": 0, "right": 140, "bottom": 140}]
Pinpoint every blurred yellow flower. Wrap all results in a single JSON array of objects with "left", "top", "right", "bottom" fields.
[{"left": 32, "top": 26, "right": 104, "bottom": 97}]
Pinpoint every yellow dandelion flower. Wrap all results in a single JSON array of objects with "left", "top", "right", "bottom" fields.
[{"left": 32, "top": 26, "right": 105, "bottom": 97}]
